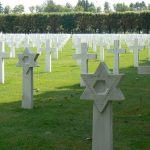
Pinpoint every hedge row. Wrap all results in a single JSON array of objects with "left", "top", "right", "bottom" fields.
[{"left": 0, "top": 11, "right": 150, "bottom": 33}]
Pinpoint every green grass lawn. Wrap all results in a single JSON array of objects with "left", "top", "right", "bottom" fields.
[{"left": 0, "top": 38, "right": 149, "bottom": 150}]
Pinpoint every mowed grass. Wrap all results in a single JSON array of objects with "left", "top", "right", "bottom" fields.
[{"left": 0, "top": 38, "right": 149, "bottom": 150}]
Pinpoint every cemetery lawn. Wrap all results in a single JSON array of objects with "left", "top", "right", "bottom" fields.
[{"left": 0, "top": 39, "right": 150, "bottom": 150}]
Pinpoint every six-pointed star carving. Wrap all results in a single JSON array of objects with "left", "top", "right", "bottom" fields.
[
  {"left": 16, "top": 48, "right": 39, "bottom": 74},
  {"left": 80, "top": 62, "right": 125, "bottom": 112}
]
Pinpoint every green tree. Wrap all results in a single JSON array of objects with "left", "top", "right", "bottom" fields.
[
  {"left": 12, "top": 5, "right": 24, "bottom": 14},
  {"left": 129, "top": 3, "right": 135, "bottom": 11},
  {"left": 129, "top": 1, "right": 147, "bottom": 11},
  {"left": 35, "top": 5, "right": 43, "bottom": 12},
  {"left": 0, "top": 2, "right": 3, "bottom": 13},
  {"left": 43, "top": 0, "right": 58, "bottom": 12},
  {"left": 97, "top": 6, "right": 101, "bottom": 13},
  {"left": 104, "top": 2, "right": 111, "bottom": 13},
  {"left": 76, "top": 0, "right": 96, "bottom": 12},
  {"left": 148, "top": 4, "right": 150, "bottom": 10},
  {"left": 74, "top": 5, "right": 84, "bottom": 12},
  {"left": 29, "top": 6, "right": 35, "bottom": 13},
  {"left": 140, "top": 1, "right": 147, "bottom": 10},
  {"left": 114, "top": 3, "right": 129, "bottom": 12},
  {"left": 65, "top": 2, "right": 73, "bottom": 11},
  {"left": 3, "top": 5, "right": 12, "bottom": 14}
]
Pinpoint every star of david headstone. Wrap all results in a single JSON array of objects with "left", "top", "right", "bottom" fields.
[
  {"left": 80, "top": 62, "right": 125, "bottom": 150},
  {"left": 81, "top": 62, "right": 125, "bottom": 112},
  {"left": 16, "top": 48, "right": 39, "bottom": 109},
  {"left": 16, "top": 48, "right": 39, "bottom": 74}
]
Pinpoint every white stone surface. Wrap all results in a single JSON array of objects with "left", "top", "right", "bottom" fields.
[
  {"left": 107, "top": 40, "right": 125, "bottom": 74},
  {"left": 129, "top": 39, "right": 144, "bottom": 67},
  {"left": 43, "top": 39, "right": 56, "bottom": 72},
  {"left": 73, "top": 42, "right": 97, "bottom": 87},
  {"left": 0, "top": 41, "right": 12, "bottom": 84},
  {"left": 100, "top": 47, "right": 104, "bottom": 62},
  {"left": 16, "top": 48, "right": 39, "bottom": 109},
  {"left": 80, "top": 62, "right": 125, "bottom": 150}
]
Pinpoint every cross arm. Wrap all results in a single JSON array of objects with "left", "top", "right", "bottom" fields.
[{"left": 87, "top": 53, "right": 97, "bottom": 60}]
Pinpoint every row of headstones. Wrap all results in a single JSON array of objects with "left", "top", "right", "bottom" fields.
[
  {"left": 1, "top": 33, "right": 149, "bottom": 150},
  {"left": 72, "top": 34, "right": 149, "bottom": 50},
  {"left": 16, "top": 42, "right": 149, "bottom": 150},
  {"left": 73, "top": 38, "right": 146, "bottom": 86},
  {"left": 0, "top": 33, "right": 70, "bottom": 84},
  {"left": 72, "top": 34, "right": 150, "bottom": 60},
  {"left": 73, "top": 37, "right": 150, "bottom": 149},
  {"left": 1, "top": 33, "right": 70, "bottom": 57}
]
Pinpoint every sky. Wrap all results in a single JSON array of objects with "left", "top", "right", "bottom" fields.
[{"left": 0, "top": 0, "right": 150, "bottom": 12}]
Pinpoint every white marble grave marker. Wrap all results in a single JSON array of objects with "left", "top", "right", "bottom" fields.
[
  {"left": 9, "top": 37, "right": 16, "bottom": 58},
  {"left": 107, "top": 40, "right": 125, "bottom": 74},
  {"left": 100, "top": 47, "right": 104, "bottom": 62},
  {"left": 98, "top": 38, "right": 105, "bottom": 62},
  {"left": 0, "top": 41, "right": 12, "bottom": 84},
  {"left": 81, "top": 62, "right": 125, "bottom": 150},
  {"left": 43, "top": 39, "right": 56, "bottom": 72},
  {"left": 73, "top": 42, "right": 97, "bottom": 87},
  {"left": 54, "top": 47, "right": 58, "bottom": 60},
  {"left": 34, "top": 37, "right": 42, "bottom": 54},
  {"left": 16, "top": 48, "right": 39, "bottom": 109},
  {"left": 129, "top": 39, "right": 144, "bottom": 67}
]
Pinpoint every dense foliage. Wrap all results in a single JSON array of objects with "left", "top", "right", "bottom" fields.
[{"left": 0, "top": 11, "right": 150, "bottom": 33}]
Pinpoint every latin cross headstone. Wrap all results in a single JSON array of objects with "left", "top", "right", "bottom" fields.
[
  {"left": 16, "top": 48, "right": 39, "bottom": 109},
  {"left": 54, "top": 47, "right": 59, "bottom": 60},
  {"left": 81, "top": 62, "right": 125, "bottom": 150},
  {"left": 23, "top": 35, "right": 31, "bottom": 48},
  {"left": 100, "top": 47, "right": 104, "bottom": 62},
  {"left": 93, "top": 40, "right": 97, "bottom": 52},
  {"left": 73, "top": 42, "right": 97, "bottom": 87},
  {"left": 107, "top": 40, "right": 125, "bottom": 74},
  {"left": 8, "top": 37, "right": 17, "bottom": 58},
  {"left": 33, "top": 37, "right": 42, "bottom": 54},
  {"left": 0, "top": 41, "right": 12, "bottom": 84},
  {"left": 42, "top": 39, "right": 56, "bottom": 72},
  {"left": 129, "top": 39, "right": 144, "bottom": 67},
  {"left": 98, "top": 38, "right": 106, "bottom": 62}
]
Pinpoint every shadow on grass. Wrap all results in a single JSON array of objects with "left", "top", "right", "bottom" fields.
[
  {"left": 0, "top": 63, "right": 150, "bottom": 150},
  {"left": 0, "top": 83, "right": 92, "bottom": 150}
]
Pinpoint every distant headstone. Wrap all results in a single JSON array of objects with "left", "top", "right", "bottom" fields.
[
  {"left": 16, "top": 48, "right": 39, "bottom": 109},
  {"left": 0, "top": 41, "right": 12, "bottom": 84},
  {"left": 9, "top": 37, "right": 17, "bottom": 58},
  {"left": 81, "top": 62, "right": 125, "bottom": 150},
  {"left": 107, "top": 40, "right": 125, "bottom": 74},
  {"left": 34, "top": 38, "right": 42, "bottom": 54},
  {"left": 43, "top": 39, "right": 55, "bottom": 72},
  {"left": 73, "top": 42, "right": 97, "bottom": 87},
  {"left": 129, "top": 39, "right": 144, "bottom": 67},
  {"left": 93, "top": 40, "right": 97, "bottom": 52},
  {"left": 54, "top": 47, "right": 58, "bottom": 60},
  {"left": 100, "top": 47, "right": 104, "bottom": 62}
]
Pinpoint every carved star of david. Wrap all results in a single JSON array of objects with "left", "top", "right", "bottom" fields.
[
  {"left": 16, "top": 48, "right": 39, "bottom": 74},
  {"left": 80, "top": 62, "right": 125, "bottom": 112}
]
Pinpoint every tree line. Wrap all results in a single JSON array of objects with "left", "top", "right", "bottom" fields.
[
  {"left": 0, "top": 12, "right": 149, "bottom": 33},
  {"left": 0, "top": 0, "right": 150, "bottom": 14}
]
